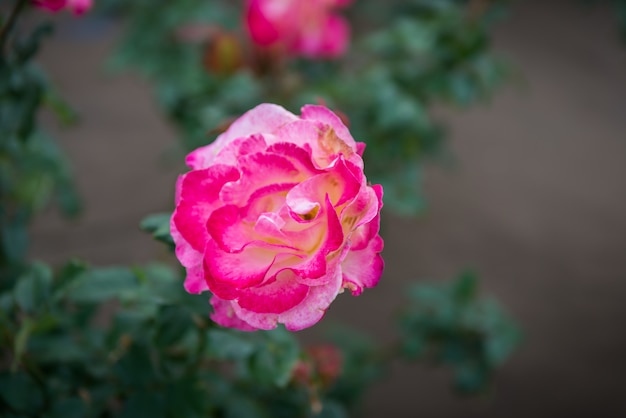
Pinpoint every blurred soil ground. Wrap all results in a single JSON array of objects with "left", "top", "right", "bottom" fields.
[{"left": 30, "top": 0, "right": 626, "bottom": 417}]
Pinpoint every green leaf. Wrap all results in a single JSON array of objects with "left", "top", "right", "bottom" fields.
[
  {"left": 55, "top": 178, "right": 82, "bottom": 218},
  {"left": 16, "top": 78, "right": 44, "bottom": 140},
  {"left": 130, "top": 263, "right": 181, "bottom": 304},
  {"left": 1, "top": 213, "right": 29, "bottom": 264},
  {"left": 164, "top": 378, "right": 211, "bottom": 418},
  {"left": 398, "top": 272, "right": 521, "bottom": 393},
  {"left": 223, "top": 395, "right": 267, "bottom": 418},
  {"left": 140, "top": 212, "right": 174, "bottom": 249},
  {"left": 325, "top": 326, "right": 385, "bottom": 408},
  {"left": 453, "top": 270, "right": 478, "bottom": 303},
  {"left": 43, "top": 88, "right": 78, "bottom": 126},
  {"left": 250, "top": 328, "right": 300, "bottom": 387},
  {"left": 0, "top": 292, "right": 14, "bottom": 312},
  {"left": 454, "top": 361, "right": 489, "bottom": 393},
  {"left": 53, "top": 259, "right": 89, "bottom": 296},
  {"left": 154, "top": 305, "right": 194, "bottom": 346},
  {"left": 14, "top": 262, "right": 52, "bottom": 313},
  {"left": 113, "top": 342, "right": 157, "bottom": 388},
  {"left": 29, "top": 333, "right": 88, "bottom": 364},
  {"left": 485, "top": 319, "right": 522, "bottom": 366},
  {"left": 48, "top": 397, "right": 88, "bottom": 418},
  {"left": 119, "top": 391, "right": 166, "bottom": 418},
  {"left": 65, "top": 267, "right": 138, "bottom": 303},
  {"left": 12, "top": 318, "right": 34, "bottom": 371},
  {"left": 14, "top": 22, "right": 54, "bottom": 64},
  {"left": 314, "top": 401, "right": 349, "bottom": 418},
  {"left": 207, "top": 329, "right": 257, "bottom": 361},
  {"left": 0, "top": 371, "right": 44, "bottom": 414}
]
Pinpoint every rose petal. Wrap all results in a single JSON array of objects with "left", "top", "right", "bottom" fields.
[
  {"left": 237, "top": 270, "right": 309, "bottom": 313},
  {"left": 230, "top": 266, "right": 343, "bottom": 331},
  {"left": 206, "top": 204, "right": 248, "bottom": 252},
  {"left": 291, "top": 13, "right": 349, "bottom": 58},
  {"left": 219, "top": 103, "right": 298, "bottom": 145},
  {"left": 285, "top": 195, "right": 344, "bottom": 284},
  {"left": 172, "top": 165, "right": 240, "bottom": 251},
  {"left": 66, "top": 0, "right": 92, "bottom": 15},
  {"left": 210, "top": 296, "right": 257, "bottom": 331},
  {"left": 269, "top": 119, "right": 358, "bottom": 169},
  {"left": 209, "top": 184, "right": 298, "bottom": 252},
  {"left": 170, "top": 219, "right": 207, "bottom": 293},
  {"left": 278, "top": 266, "right": 343, "bottom": 331},
  {"left": 245, "top": 0, "right": 351, "bottom": 58},
  {"left": 183, "top": 262, "right": 208, "bottom": 294},
  {"left": 356, "top": 142, "right": 366, "bottom": 156},
  {"left": 245, "top": 0, "right": 287, "bottom": 46},
  {"left": 267, "top": 142, "right": 320, "bottom": 176},
  {"left": 33, "top": 0, "right": 66, "bottom": 12},
  {"left": 341, "top": 235, "right": 384, "bottom": 295},
  {"left": 254, "top": 212, "right": 289, "bottom": 243},
  {"left": 285, "top": 191, "right": 342, "bottom": 242},
  {"left": 341, "top": 184, "right": 383, "bottom": 248},
  {"left": 211, "top": 134, "right": 268, "bottom": 168},
  {"left": 220, "top": 152, "right": 301, "bottom": 205},
  {"left": 286, "top": 158, "right": 361, "bottom": 215},
  {"left": 204, "top": 239, "right": 276, "bottom": 294},
  {"left": 230, "top": 302, "right": 278, "bottom": 330},
  {"left": 301, "top": 104, "right": 357, "bottom": 152},
  {"left": 186, "top": 104, "right": 296, "bottom": 169},
  {"left": 174, "top": 175, "right": 183, "bottom": 205},
  {"left": 319, "top": 14, "right": 350, "bottom": 57}
]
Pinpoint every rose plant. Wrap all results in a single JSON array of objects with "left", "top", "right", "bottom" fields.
[
  {"left": 0, "top": 1, "right": 522, "bottom": 416},
  {"left": 0, "top": 0, "right": 82, "bottom": 272},
  {"left": 171, "top": 103, "right": 384, "bottom": 331},
  {"left": 105, "top": 0, "right": 512, "bottom": 213}
]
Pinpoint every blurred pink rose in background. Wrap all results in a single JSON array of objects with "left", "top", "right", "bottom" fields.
[
  {"left": 33, "top": 0, "right": 92, "bottom": 15},
  {"left": 245, "top": 0, "right": 351, "bottom": 58},
  {"left": 292, "top": 344, "right": 343, "bottom": 390},
  {"left": 171, "top": 103, "right": 383, "bottom": 331}
]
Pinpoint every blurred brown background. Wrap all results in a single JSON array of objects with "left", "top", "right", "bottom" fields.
[{"left": 30, "top": 1, "right": 626, "bottom": 417}]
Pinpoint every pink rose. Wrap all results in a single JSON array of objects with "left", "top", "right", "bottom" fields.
[
  {"left": 66, "top": 0, "right": 92, "bottom": 15},
  {"left": 292, "top": 344, "right": 343, "bottom": 387},
  {"left": 32, "top": 0, "right": 65, "bottom": 12},
  {"left": 33, "top": 0, "right": 92, "bottom": 15},
  {"left": 245, "top": 0, "right": 351, "bottom": 58},
  {"left": 171, "top": 104, "right": 384, "bottom": 331}
]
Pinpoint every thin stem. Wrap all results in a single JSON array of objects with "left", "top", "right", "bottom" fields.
[{"left": 0, "top": 0, "right": 29, "bottom": 53}]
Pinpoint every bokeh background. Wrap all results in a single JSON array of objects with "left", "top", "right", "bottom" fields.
[{"left": 29, "top": 0, "right": 626, "bottom": 417}]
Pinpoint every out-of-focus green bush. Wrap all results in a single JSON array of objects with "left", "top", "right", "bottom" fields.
[
  {"left": 0, "top": 1, "right": 521, "bottom": 417},
  {"left": 0, "top": 15, "right": 80, "bottom": 279},
  {"left": 103, "top": 0, "right": 509, "bottom": 214}
]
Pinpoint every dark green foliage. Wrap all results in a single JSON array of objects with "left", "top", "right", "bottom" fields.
[
  {"left": 615, "top": 0, "right": 626, "bottom": 41},
  {"left": 324, "top": 327, "right": 387, "bottom": 412},
  {"left": 102, "top": 0, "right": 509, "bottom": 214},
  {"left": 330, "top": 0, "right": 509, "bottom": 212},
  {"left": 0, "top": 15, "right": 81, "bottom": 276},
  {"left": 0, "top": 1, "right": 521, "bottom": 416},
  {"left": 0, "top": 260, "right": 374, "bottom": 417},
  {"left": 0, "top": 233, "right": 520, "bottom": 418},
  {"left": 398, "top": 271, "right": 522, "bottom": 393},
  {"left": 101, "top": 0, "right": 262, "bottom": 151},
  {"left": 140, "top": 212, "right": 175, "bottom": 250},
  {"left": 582, "top": 0, "right": 626, "bottom": 42}
]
